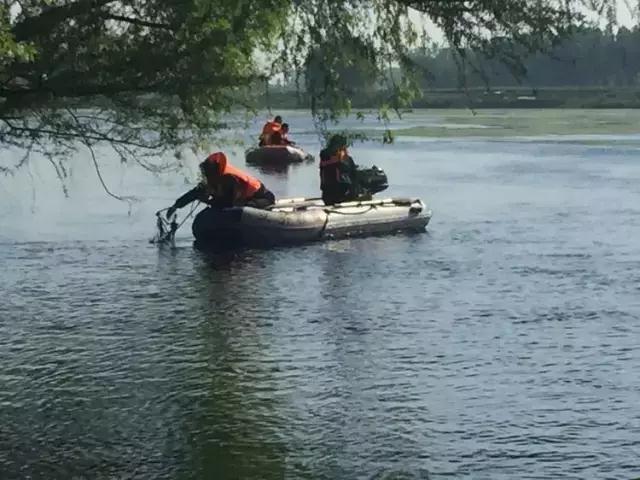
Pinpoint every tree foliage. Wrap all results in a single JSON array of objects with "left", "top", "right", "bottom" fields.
[
  {"left": 1, "top": 0, "right": 290, "bottom": 182},
  {"left": 0, "top": 0, "right": 622, "bottom": 180},
  {"left": 286, "top": 0, "right": 590, "bottom": 120}
]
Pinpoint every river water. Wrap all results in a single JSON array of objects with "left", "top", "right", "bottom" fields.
[{"left": 1, "top": 110, "right": 639, "bottom": 479}]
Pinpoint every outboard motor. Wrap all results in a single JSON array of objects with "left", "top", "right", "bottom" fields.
[{"left": 355, "top": 165, "right": 389, "bottom": 195}]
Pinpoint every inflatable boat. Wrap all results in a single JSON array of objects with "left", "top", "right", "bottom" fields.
[
  {"left": 192, "top": 197, "right": 431, "bottom": 248},
  {"left": 245, "top": 145, "right": 314, "bottom": 165}
]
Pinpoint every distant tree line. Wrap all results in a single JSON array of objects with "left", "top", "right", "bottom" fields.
[
  {"left": 412, "top": 26, "right": 640, "bottom": 89},
  {"left": 261, "top": 25, "right": 640, "bottom": 112},
  {"left": 286, "top": 25, "right": 640, "bottom": 97}
]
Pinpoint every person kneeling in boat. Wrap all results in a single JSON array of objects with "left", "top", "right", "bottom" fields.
[
  {"left": 280, "top": 123, "right": 296, "bottom": 146},
  {"left": 166, "top": 152, "right": 275, "bottom": 218},
  {"left": 319, "top": 134, "right": 364, "bottom": 205},
  {"left": 259, "top": 115, "right": 282, "bottom": 146}
]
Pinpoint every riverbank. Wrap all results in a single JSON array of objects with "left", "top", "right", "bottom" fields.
[
  {"left": 259, "top": 86, "right": 640, "bottom": 110},
  {"left": 387, "top": 109, "right": 640, "bottom": 138},
  {"left": 249, "top": 108, "right": 640, "bottom": 139}
]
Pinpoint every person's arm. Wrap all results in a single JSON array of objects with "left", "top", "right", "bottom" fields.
[
  {"left": 344, "top": 156, "right": 359, "bottom": 192},
  {"left": 345, "top": 155, "right": 357, "bottom": 171},
  {"left": 166, "top": 184, "right": 204, "bottom": 217},
  {"left": 341, "top": 156, "right": 357, "bottom": 178}
]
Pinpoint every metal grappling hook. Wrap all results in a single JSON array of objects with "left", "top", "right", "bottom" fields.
[
  {"left": 151, "top": 209, "right": 178, "bottom": 245},
  {"left": 150, "top": 202, "right": 199, "bottom": 245}
]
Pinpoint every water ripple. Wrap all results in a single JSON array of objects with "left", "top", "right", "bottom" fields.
[{"left": 2, "top": 130, "right": 640, "bottom": 479}]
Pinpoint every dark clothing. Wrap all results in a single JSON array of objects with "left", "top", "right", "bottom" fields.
[
  {"left": 319, "top": 148, "right": 360, "bottom": 205},
  {"left": 245, "top": 184, "right": 275, "bottom": 209},
  {"left": 174, "top": 175, "right": 275, "bottom": 210},
  {"left": 270, "top": 131, "right": 282, "bottom": 145},
  {"left": 281, "top": 132, "right": 294, "bottom": 145}
]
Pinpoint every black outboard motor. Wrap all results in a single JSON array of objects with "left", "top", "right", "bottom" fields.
[{"left": 355, "top": 165, "right": 389, "bottom": 195}]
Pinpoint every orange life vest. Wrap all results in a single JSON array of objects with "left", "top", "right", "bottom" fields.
[
  {"left": 319, "top": 147, "right": 348, "bottom": 167},
  {"left": 261, "top": 121, "right": 281, "bottom": 135},
  {"left": 206, "top": 152, "right": 262, "bottom": 200},
  {"left": 319, "top": 147, "right": 349, "bottom": 183},
  {"left": 260, "top": 121, "right": 281, "bottom": 145}
]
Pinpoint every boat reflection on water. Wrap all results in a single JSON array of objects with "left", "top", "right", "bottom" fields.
[{"left": 250, "top": 163, "right": 295, "bottom": 177}]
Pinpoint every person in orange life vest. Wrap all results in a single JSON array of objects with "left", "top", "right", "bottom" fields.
[
  {"left": 269, "top": 129, "right": 283, "bottom": 146},
  {"left": 280, "top": 123, "right": 295, "bottom": 145},
  {"left": 319, "top": 134, "right": 361, "bottom": 205},
  {"left": 259, "top": 115, "right": 282, "bottom": 146},
  {"left": 166, "top": 152, "right": 275, "bottom": 217}
]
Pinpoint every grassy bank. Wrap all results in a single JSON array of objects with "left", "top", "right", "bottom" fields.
[
  {"left": 388, "top": 109, "right": 640, "bottom": 138},
  {"left": 414, "top": 87, "right": 640, "bottom": 109}
]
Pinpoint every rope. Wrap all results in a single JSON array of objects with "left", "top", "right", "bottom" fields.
[
  {"left": 176, "top": 202, "right": 200, "bottom": 230},
  {"left": 317, "top": 210, "right": 330, "bottom": 239},
  {"left": 324, "top": 205, "right": 375, "bottom": 215},
  {"left": 151, "top": 202, "right": 200, "bottom": 244}
]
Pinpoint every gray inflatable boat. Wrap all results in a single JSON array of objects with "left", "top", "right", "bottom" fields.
[
  {"left": 245, "top": 145, "right": 314, "bottom": 165},
  {"left": 192, "top": 197, "right": 432, "bottom": 248}
]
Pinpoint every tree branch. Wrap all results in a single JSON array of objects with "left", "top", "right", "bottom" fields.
[
  {"left": 65, "top": 107, "right": 137, "bottom": 204},
  {"left": 12, "top": 0, "right": 116, "bottom": 41},
  {"left": 2, "top": 119, "right": 165, "bottom": 150},
  {"left": 99, "top": 13, "right": 173, "bottom": 30}
]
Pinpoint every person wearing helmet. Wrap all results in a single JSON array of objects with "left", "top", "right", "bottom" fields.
[
  {"left": 166, "top": 152, "right": 275, "bottom": 217},
  {"left": 319, "top": 134, "right": 361, "bottom": 205}
]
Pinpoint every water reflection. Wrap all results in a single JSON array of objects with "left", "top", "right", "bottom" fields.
[
  {"left": 252, "top": 163, "right": 293, "bottom": 177},
  {"left": 176, "top": 255, "right": 289, "bottom": 479},
  {"left": 250, "top": 160, "right": 316, "bottom": 179}
]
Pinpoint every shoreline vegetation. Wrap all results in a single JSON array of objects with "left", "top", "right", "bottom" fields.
[
  {"left": 263, "top": 25, "right": 640, "bottom": 111},
  {"left": 259, "top": 86, "right": 640, "bottom": 110},
  {"left": 387, "top": 109, "right": 640, "bottom": 138},
  {"left": 246, "top": 108, "right": 640, "bottom": 139}
]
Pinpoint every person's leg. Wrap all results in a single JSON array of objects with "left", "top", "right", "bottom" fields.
[
  {"left": 322, "top": 187, "right": 344, "bottom": 205},
  {"left": 246, "top": 185, "right": 276, "bottom": 209}
]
